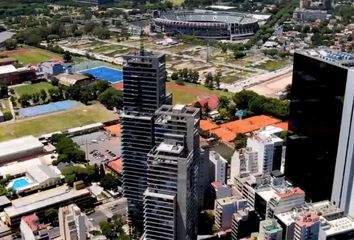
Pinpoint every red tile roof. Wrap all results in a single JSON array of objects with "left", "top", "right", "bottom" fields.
[
  {"left": 107, "top": 157, "right": 123, "bottom": 174},
  {"left": 21, "top": 214, "right": 47, "bottom": 232},
  {"left": 210, "top": 127, "right": 237, "bottom": 142},
  {"left": 200, "top": 120, "right": 219, "bottom": 131},
  {"left": 221, "top": 115, "right": 281, "bottom": 134},
  {"left": 104, "top": 124, "right": 121, "bottom": 137}
]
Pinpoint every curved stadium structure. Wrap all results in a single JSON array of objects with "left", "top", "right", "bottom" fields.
[{"left": 152, "top": 10, "right": 260, "bottom": 40}]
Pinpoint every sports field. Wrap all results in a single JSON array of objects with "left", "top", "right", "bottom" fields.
[
  {"left": 0, "top": 104, "right": 117, "bottom": 142},
  {"left": 167, "top": 85, "right": 198, "bottom": 104},
  {"left": 80, "top": 66, "right": 123, "bottom": 83},
  {"left": 13, "top": 82, "right": 57, "bottom": 97},
  {"left": 0, "top": 48, "right": 62, "bottom": 65}
]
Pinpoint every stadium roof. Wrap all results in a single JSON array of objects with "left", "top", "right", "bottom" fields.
[
  {"left": 0, "top": 136, "right": 44, "bottom": 161},
  {"left": 158, "top": 10, "right": 258, "bottom": 24}
]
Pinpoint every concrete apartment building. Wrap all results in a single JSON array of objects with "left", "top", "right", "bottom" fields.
[
  {"left": 143, "top": 105, "right": 200, "bottom": 240},
  {"left": 121, "top": 51, "right": 170, "bottom": 237},
  {"left": 293, "top": 212, "right": 321, "bottom": 240},
  {"left": 285, "top": 49, "right": 354, "bottom": 216},
  {"left": 258, "top": 219, "right": 283, "bottom": 240},
  {"left": 210, "top": 151, "right": 228, "bottom": 184},
  {"left": 59, "top": 204, "right": 87, "bottom": 240}
]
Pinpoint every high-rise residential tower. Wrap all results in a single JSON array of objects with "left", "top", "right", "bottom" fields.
[
  {"left": 121, "top": 51, "right": 169, "bottom": 236},
  {"left": 285, "top": 49, "right": 354, "bottom": 215},
  {"left": 143, "top": 105, "right": 200, "bottom": 240}
]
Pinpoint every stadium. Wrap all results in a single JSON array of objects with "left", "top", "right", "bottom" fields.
[{"left": 152, "top": 10, "right": 260, "bottom": 40}]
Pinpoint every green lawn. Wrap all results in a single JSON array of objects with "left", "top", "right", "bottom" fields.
[
  {"left": 0, "top": 105, "right": 117, "bottom": 142},
  {"left": 167, "top": 86, "right": 198, "bottom": 104},
  {"left": 254, "top": 60, "right": 290, "bottom": 71},
  {"left": 13, "top": 82, "right": 57, "bottom": 97},
  {"left": 4, "top": 48, "right": 61, "bottom": 65}
]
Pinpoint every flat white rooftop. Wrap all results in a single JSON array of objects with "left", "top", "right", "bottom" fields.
[
  {"left": 4, "top": 185, "right": 90, "bottom": 218},
  {"left": 322, "top": 217, "right": 354, "bottom": 236},
  {"left": 0, "top": 65, "right": 17, "bottom": 75},
  {"left": 0, "top": 136, "right": 44, "bottom": 161}
]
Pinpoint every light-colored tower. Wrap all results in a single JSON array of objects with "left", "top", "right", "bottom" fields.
[{"left": 143, "top": 105, "right": 200, "bottom": 240}]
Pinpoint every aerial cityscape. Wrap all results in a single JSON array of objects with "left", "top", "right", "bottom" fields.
[{"left": 0, "top": 0, "right": 353, "bottom": 239}]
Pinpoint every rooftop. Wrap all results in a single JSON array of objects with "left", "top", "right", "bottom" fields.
[
  {"left": 0, "top": 65, "right": 17, "bottom": 75},
  {"left": 4, "top": 185, "right": 90, "bottom": 218},
  {"left": 221, "top": 115, "right": 281, "bottom": 135},
  {"left": 21, "top": 214, "right": 47, "bottom": 232},
  {"left": 0, "top": 57, "right": 17, "bottom": 64},
  {"left": 299, "top": 49, "right": 354, "bottom": 68},
  {"left": 156, "top": 141, "right": 184, "bottom": 154},
  {"left": 296, "top": 212, "right": 320, "bottom": 227},
  {"left": 200, "top": 120, "right": 219, "bottom": 131},
  {"left": 0, "top": 136, "right": 44, "bottom": 160},
  {"left": 322, "top": 217, "right": 354, "bottom": 236},
  {"left": 57, "top": 73, "right": 90, "bottom": 86},
  {"left": 104, "top": 124, "right": 121, "bottom": 137},
  {"left": 216, "top": 196, "right": 239, "bottom": 206},
  {"left": 107, "top": 157, "right": 123, "bottom": 174},
  {"left": 0, "top": 31, "right": 15, "bottom": 43},
  {"left": 210, "top": 127, "right": 236, "bottom": 142}
]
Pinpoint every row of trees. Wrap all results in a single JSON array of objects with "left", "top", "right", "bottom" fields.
[
  {"left": 171, "top": 68, "right": 199, "bottom": 84},
  {"left": 232, "top": 90, "right": 289, "bottom": 120},
  {"left": 205, "top": 72, "right": 221, "bottom": 89}
]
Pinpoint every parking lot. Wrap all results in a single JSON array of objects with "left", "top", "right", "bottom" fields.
[{"left": 72, "top": 130, "right": 121, "bottom": 165}]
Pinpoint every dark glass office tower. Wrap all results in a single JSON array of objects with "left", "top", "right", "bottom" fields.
[
  {"left": 285, "top": 50, "right": 354, "bottom": 204},
  {"left": 121, "top": 52, "right": 169, "bottom": 237}
]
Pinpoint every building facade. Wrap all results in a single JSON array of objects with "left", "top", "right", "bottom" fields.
[
  {"left": 121, "top": 52, "right": 169, "bottom": 236},
  {"left": 285, "top": 50, "right": 354, "bottom": 215},
  {"left": 143, "top": 105, "right": 200, "bottom": 240},
  {"left": 58, "top": 204, "right": 87, "bottom": 240}
]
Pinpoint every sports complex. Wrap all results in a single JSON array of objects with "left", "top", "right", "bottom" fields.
[{"left": 152, "top": 10, "right": 260, "bottom": 40}]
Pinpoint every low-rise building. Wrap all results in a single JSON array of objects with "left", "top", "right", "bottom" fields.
[
  {"left": 294, "top": 212, "right": 321, "bottom": 240},
  {"left": 39, "top": 61, "right": 64, "bottom": 77},
  {"left": 56, "top": 73, "right": 92, "bottom": 87},
  {"left": 0, "top": 136, "right": 44, "bottom": 165},
  {"left": 0, "top": 31, "right": 15, "bottom": 50},
  {"left": 293, "top": 8, "right": 327, "bottom": 21},
  {"left": 0, "top": 110, "right": 4, "bottom": 122},
  {"left": 4, "top": 185, "right": 92, "bottom": 226},
  {"left": 0, "top": 65, "right": 36, "bottom": 86},
  {"left": 20, "top": 214, "right": 49, "bottom": 240},
  {"left": 0, "top": 57, "right": 18, "bottom": 66}
]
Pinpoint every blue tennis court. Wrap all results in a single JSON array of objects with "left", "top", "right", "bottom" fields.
[
  {"left": 80, "top": 66, "right": 123, "bottom": 83},
  {"left": 18, "top": 100, "right": 81, "bottom": 118}
]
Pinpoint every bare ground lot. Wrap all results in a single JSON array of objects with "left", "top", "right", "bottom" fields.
[{"left": 247, "top": 72, "right": 293, "bottom": 98}]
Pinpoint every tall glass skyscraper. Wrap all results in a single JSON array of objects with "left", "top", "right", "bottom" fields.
[
  {"left": 121, "top": 51, "right": 170, "bottom": 237},
  {"left": 144, "top": 105, "right": 200, "bottom": 240},
  {"left": 285, "top": 50, "right": 354, "bottom": 216}
]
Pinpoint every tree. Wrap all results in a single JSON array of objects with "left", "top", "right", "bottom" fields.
[
  {"left": 215, "top": 72, "right": 221, "bottom": 89},
  {"left": 0, "top": 84, "right": 8, "bottom": 98},
  {"left": 233, "top": 50, "right": 246, "bottom": 59},
  {"left": 3, "top": 112, "right": 13, "bottom": 121},
  {"left": 44, "top": 208, "right": 58, "bottom": 223},
  {"left": 40, "top": 89, "right": 47, "bottom": 102},
  {"left": 171, "top": 72, "right": 179, "bottom": 81},
  {"left": 98, "top": 88, "right": 123, "bottom": 110},
  {"left": 18, "top": 94, "right": 31, "bottom": 107},
  {"left": 100, "top": 174, "right": 120, "bottom": 190},
  {"left": 205, "top": 73, "right": 214, "bottom": 89},
  {"left": 32, "top": 92, "right": 40, "bottom": 104},
  {"left": 99, "top": 215, "right": 131, "bottom": 240},
  {"left": 63, "top": 51, "right": 72, "bottom": 63},
  {"left": 4, "top": 39, "right": 17, "bottom": 50},
  {"left": 235, "top": 133, "right": 247, "bottom": 149},
  {"left": 218, "top": 96, "right": 230, "bottom": 109}
]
